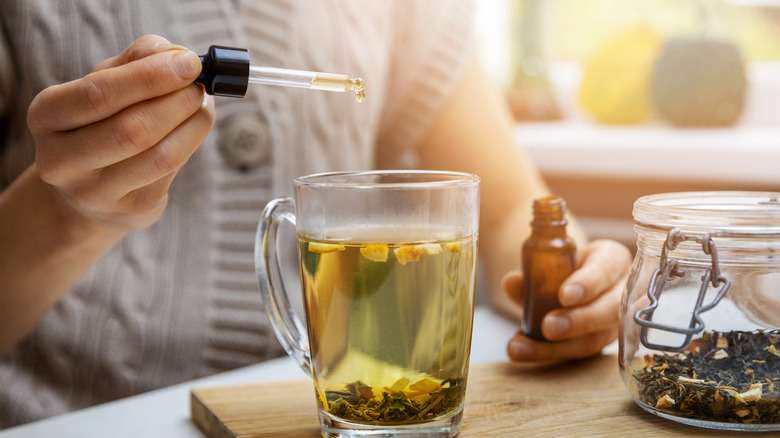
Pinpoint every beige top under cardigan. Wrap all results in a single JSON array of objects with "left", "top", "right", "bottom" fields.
[{"left": 0, "top": 0, "right": 475, "bottom": 428}]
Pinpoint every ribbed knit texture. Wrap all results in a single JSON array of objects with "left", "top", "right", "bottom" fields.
[{"left": 0, "top": 0, "right": 474, "bottom": 429}]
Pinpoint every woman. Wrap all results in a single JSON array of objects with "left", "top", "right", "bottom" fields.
[{"left": 0, "top": 0, "right": 630, "bottom": 428}]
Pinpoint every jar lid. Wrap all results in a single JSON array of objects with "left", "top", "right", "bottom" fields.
[{"left": 634, "top": 191, "right": 780, "bottom": 236}]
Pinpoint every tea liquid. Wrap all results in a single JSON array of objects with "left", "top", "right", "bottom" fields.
[{"left": 299, "top": 232, "right": 477, "bottom": 425}]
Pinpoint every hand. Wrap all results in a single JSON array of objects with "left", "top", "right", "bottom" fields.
[
  {"left": 27, "top": 34, "right": 216, "bottom": 233},
  {"left": 503, "top": 239, "right": 632, "bottom": 362}
]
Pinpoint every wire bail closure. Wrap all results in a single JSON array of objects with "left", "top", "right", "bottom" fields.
[{"left": 633, "top": 228, "right": 731, "bottom": 352}]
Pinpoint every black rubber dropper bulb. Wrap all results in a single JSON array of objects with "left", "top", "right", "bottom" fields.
[{"left": 195, "top": 45, "right": 249, "bottom": 98}]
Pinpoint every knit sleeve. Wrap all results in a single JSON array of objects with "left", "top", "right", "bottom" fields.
[{"left": 376, "top": 0, "right": 476, "bottom": 168}]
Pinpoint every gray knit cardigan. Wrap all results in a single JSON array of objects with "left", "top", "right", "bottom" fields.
[{"left": 0, "top": 0, "right": 474, "bottom": 428}]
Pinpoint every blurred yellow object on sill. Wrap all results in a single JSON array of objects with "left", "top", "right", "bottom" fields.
[{"left": 578, "top": 25, "right": 662, "bottom": 125}]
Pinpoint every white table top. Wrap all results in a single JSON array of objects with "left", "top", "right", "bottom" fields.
[{"left": 2, "top": 306, "right": 592, "bottom": 438}]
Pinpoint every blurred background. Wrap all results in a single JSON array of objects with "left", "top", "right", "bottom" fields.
[{"left": 474, "top": 0, "right": 780, "bottom": 253}]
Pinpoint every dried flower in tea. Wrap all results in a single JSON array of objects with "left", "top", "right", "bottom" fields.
[
  {"left": 321, "top": 377, "right": 466, "bottom": 425},
  {"left": 634, "top": 330, "right": 780, "bottom": 424}
]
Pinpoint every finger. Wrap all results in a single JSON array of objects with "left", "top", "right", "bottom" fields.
[
  {"left": 80, "top": 171, "right": 178, "bottom": 232},
  {"left": 35, "top": 84, "right": 206, "bottom": 189},
  {"left": 559, "top": 239, "right": 632, "bottom": 307},
  {"left": 92, "top": 35, "right": 175, "bottom": 72},
  {"left": 541, "top": 272, "right": 626, "bottom": 340},
  {"left": 118, "top": 172, "right": 178, "bottom": 229},
  {"left": 49, "top": 94, "right": 213, "bottom": 223},
  {"left": 52, "top": 166, "right": 176, "bottom": 232},
  {"left": 501, "top": 269, "right": 524, "bottom": 307},
  {"left": 507, "top": 327, "right": 618, "bottom": 362},
  {"left": 98, "top": 95, "right": 215, "bottom": 196},
  {"left": 46, "top": 83, "right": 205, "bottom": 175},
  {"left": 29, "top": 48, "right": 202, "bottom": 133}
]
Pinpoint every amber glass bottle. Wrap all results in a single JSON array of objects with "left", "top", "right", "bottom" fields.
[{"left": 521, "top": 196, "right": 577, "bottom": 341}]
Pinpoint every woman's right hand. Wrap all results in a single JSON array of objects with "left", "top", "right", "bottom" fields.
[
  {"left": 27, "top": 34, "right": 216, "bottom": 233},
  {"left": 0, "top": 35, "right": 216, "bottom": 352}
]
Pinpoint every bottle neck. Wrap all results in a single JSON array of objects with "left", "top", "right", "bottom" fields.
[{"left": 530, "top": 196, "right": 569, "bottom": 235}]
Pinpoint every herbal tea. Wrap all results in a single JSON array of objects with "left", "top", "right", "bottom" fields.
[
  {"left": 299, "top": 233, "right": 477, "bottom": 425},
  {"left": 629, "top": 330, "right": 780, "bottom": 425}
]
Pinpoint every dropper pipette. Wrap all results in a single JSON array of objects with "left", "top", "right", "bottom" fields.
[
  {"left": 195, "top": 45, "right": 365, "bottom": 102},
  {"left": 249, "top": 66, "right": 365, "bottom": 102}
]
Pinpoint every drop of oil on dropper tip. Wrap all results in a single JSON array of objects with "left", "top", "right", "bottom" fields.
[{"left": 351, "top": 77, "right": 366, "bottom": 103}]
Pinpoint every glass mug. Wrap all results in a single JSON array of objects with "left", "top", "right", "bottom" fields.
[{"left": 255, "top": 170, "right": 480, "bottom": 437}]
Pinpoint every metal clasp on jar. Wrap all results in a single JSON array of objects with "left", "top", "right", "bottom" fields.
[{"left": 633, "top": 228, "right": 731, "bottom": 352}]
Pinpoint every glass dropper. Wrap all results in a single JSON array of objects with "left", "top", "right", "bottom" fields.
[
  {"left": 248, "top": 66, "right": 365, "bottom": 102},
  {"left": 195, "top": 45, "right": 365, "bottom": 102}
]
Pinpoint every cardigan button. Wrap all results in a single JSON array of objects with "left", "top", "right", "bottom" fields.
[{"left": 218, "top": 113, "right": 271, "bottom": 170}]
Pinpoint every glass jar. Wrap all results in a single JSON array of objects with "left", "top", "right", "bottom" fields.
[{"left": 620, "top": 191, "right": 780, "bottom": 431}]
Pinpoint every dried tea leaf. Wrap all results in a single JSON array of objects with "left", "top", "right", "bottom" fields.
[
  {"left": 414, "top": 243, "right": 443, "bottom": 256},
  {"left": 394, "top": 246, "right": 420, "bottom": 265},
  {"left": 678, "top": 376, "right": 705, "bottom": 384},
  {"left": 444, "top": 241, "right": 473, "bottom": 253},
  {"left": 360, "top": 244, "right": 389, "bottom": 262},
  {"left": 394, "top": 244, "right": 443, "bottom": 265},
  {"left": 345, "top": 381, "right": 375, "bottom": 403},
  {"left": 322, "top": 377, "right": 465, "bottom": 425},
  {"left": 766, "top": 344, "right": 780, "bottom": 358},
  {"left": 740, "top": 384, "right": 763, "bottom": 403},
  {"left": 390, "top": 377, "right": 410, "bottom": 392},
  {"left": 712, "top": 349, "right": 729, "bottom": 360},
  {"left": 409, "top": 378, "right": 442, "bottom": 393},
  {"left": 656, "top": 394, "right": 675, "bottom": 409},
  {"left": 309, "top": 242, "right": 346, "bottom": 254}
]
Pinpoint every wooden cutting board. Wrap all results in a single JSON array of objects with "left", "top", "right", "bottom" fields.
[{"left": 190, "top": 354, "right": 768, "bottom": 437}]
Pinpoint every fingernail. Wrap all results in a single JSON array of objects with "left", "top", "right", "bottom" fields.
[
  {"left": 543, "top": 315, "right": 570, "bottom": 339},
  {"left": 508, "top": 340, "right": 533, "bottom": 361},
  {"left": 155, "top": 42, "right": 185, "bottom": 52},
  {"left": 561, "top": 284, "right": 584, "bottom": 306},
  {"left": 173, "top": 50, "right": 200, "bottom": 79}
]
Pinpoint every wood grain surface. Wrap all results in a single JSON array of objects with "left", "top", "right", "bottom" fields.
[{"left": 190, "top": 354, "right": 774, "bottom": 437}]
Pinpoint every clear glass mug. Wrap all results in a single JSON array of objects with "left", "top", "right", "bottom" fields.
[{"left": 255, "top": 170, "right": 480, "bottom": 437}]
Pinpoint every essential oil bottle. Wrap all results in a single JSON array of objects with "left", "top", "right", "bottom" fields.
[{"left": 521, "top": 196, "right": 577, "bottom": 341}]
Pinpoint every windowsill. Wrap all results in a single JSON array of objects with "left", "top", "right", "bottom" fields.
[
  {"left": 514, "top": 118, "right": 780, "bottom": 250},
  {"left": 516, "top": 120, "right": 780, "bottom": 186}
]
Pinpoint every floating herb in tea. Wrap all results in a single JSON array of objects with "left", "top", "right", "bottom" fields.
[
  {"left": 319, "top": 377, "right": 466, "bottom": 425},
  {"left": 634, "top": 330, "right": 780, "bottom": 424}
]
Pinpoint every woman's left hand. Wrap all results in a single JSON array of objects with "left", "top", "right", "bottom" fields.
[{"left": 504, "top": 239, "right": 632, "bottom": 362}]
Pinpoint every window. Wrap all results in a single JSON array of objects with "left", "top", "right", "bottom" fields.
[
  {"left": 474, "top": 1, "right": 780, "bottom": 249},
  {"left": 475, "top": 0, "right": 780, "bottom": 126}
]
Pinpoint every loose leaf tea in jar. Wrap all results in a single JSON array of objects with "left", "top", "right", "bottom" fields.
[
  {"left": 620, "top": 192, "right": 780, "bottom": 431},
  {"left": 633, "top": 330, "right": 780, "bottom": 425}
]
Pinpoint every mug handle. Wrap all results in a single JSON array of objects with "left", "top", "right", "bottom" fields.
[{"left": 255, "top": 197, "right": 312, "bottom": 377}]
